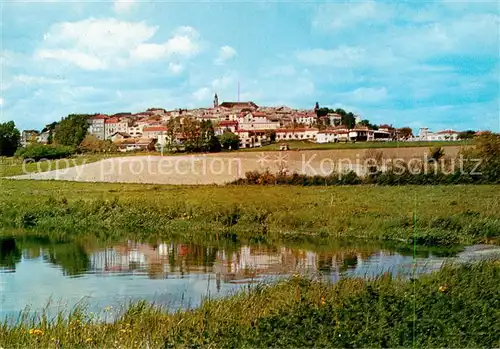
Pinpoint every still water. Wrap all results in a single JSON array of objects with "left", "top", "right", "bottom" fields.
[{"left": 0, "top": 235, "right": 498, "bottom": 320}]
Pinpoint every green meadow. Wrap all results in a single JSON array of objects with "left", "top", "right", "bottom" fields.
[{"left": 1, "top": 180, "right": 499, "bottom": 246}]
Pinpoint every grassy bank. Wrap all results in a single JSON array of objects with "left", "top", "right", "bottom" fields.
[
  {"left": 1, "top": 180, "right": 499, "bottom": 246},
  {"left": 1, "top": 262, "right": 498, "bottom": 348}
]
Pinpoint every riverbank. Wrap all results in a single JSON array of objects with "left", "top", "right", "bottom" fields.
[
  {"left": 1, "top": 261, "right": 498, "bottom": 348},
  {"left": 1, "top": 180, "right": 499, "bottom": 246}
]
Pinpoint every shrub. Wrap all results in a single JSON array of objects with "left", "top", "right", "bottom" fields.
[{"left": 15, "top": 144, "right": 76, "bottom": 161}]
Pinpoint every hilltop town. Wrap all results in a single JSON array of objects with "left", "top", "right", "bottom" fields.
[{"left": 21, "top": 94, "right": 469, "bottom": 152}]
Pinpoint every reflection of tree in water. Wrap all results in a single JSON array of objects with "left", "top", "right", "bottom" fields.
[
  {"left": 342, "top": 254, "right": 358, "bottom": 272},
  {"left": 45, "top": 244, "right": 90, "bottom": 276},
  {"left": 0, "top": 237, "right": 21, "bottom": 270}
]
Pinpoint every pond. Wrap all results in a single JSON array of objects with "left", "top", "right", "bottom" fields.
[{"left": 1, "top": 235, "right": 498, "bottom": 321}]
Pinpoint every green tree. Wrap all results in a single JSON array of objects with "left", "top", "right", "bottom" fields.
[
  {"left": 165, "top": 117, "right": 182, "bottom": 152},
  {"left": 341, "top": 113, "right": 356, "bottom": 129},
  {"left": 201, "top": 121, "right": 221, "bottom": 152},
  {"left": 0, "top": 121, "right": 21, "bottom": 156},
  {"left": 458, "top": 130, "right": 476, "bottom": 140},
  {"left": 397, "top": 127, "right": 413, "bottom": 140},
  {"left": 54, "top": 115, "right": 89, "bottom": 147},
  {"left": 359, "top": 119, "right": 379, "bottom": 130},
  {"left": 182, "top": 117, "right": 202, "bottom": 152},
  {"left": 220, "top": 131, "right": 240, "bottom": 150}
]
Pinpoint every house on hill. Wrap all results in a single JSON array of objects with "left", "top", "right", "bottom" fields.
[{"left": 219, "top": 101, "right": 259, "bottom": 111}]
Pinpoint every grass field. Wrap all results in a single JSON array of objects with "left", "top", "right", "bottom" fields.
[
  {"left": 1, "top": 180, "right": 498, "bottom": 246},
  {"left": 1, "top": 262, "right": 498, "bottom": 348}
]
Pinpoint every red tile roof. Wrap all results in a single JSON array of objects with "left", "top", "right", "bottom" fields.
[
  {"left": 105, "top": 117, "right": 120, "bottom": 124},
  {"left": 143, "top": 126, "right": 169, "bottom": 132},
  {"left": 437, "top": 129, "right": 457, "bottom": 134},
  {"left": 219, "top": 120, "right": 238, "bottom": 126}
]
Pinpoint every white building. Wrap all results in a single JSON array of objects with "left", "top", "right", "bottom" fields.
[
  {"left": 417, "top": 128, "right": 460, "bottom": 141},
  {"left": 294, "top": 112, "right": 316, "bottom": 126},
  {"left": 104, "top": 118, "right": 129, "bottom": 140},
  {"left": 218, "top": 120, "right": 238, "bottom": 133},
  {"left": 236, "top": 112, "right": 280, "bottom": 131},
  {"left": 276, "top": 128, "right": 319, "bottom": 141},
  {"left": 316, "top": 127, "right": 349, "bottom": 143},
  {"left": 142, "top": 126, "right": 169, "bottom": 139},
  {"left": 127, "top": 125, "right": 143, "bottom": 138},
  {"left": 88, "top": 114, "right": 107, "bottom": 140},
  {"left": 235, "top": 129, "right": 271, "bottom": 148}
]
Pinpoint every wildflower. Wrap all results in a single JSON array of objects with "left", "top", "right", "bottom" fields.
[
  {"left": 29, "top": 329, "right": 44, "bottom": 336},
  {"left": 439, "top": 285, "right": 448, "bottom": 293},
  {"left": 85, "top": 338, "right": 93, "bottom": 343},
  {"left": 104, "top": 306, "right": 113, "bottom": 312},
  {"left": 320, "top": 297, "right": 326, "bottom": 305}
]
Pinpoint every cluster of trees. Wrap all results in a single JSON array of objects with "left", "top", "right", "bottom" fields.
[
  {"left": 458, "top": 130, "right": 476, "bottom": 140},
  {"left": 165, "top": 118, "right": 223, "bottom": 152},
  {"left": 165, "top": 117, "right": 243, "bottom": 153},
  {"left": 54, "top": 114, "right": 90, "bottom": 147},
  {"left": 314, "top": 103, "right": 357, "bottom": 129},
  {"left": 0, "top": 121, "right": 21, "bottom": 156}
]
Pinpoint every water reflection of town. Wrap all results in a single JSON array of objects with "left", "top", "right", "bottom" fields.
[
  {"left": 89, "top": 241, "right": 376, "bottom": 283},
  {"left": 1, "top": 237, "right": 422, "bottom": 283}
]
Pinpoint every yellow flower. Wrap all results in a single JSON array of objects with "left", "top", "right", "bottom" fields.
[
  {"left": 439, "top": 285, "right": 448, "bottom": 293},
  {"left": 85, "top": 338, "right": 93, "bottom": 343},
  {"left": 29, "top": 329, "right": 44, "bottom": 336},
  {"left": 320, "top": 297, "right": 326, "bottom": 305}
]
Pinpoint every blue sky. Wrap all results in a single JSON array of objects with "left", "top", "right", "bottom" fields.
[{"left": 1, "top": 0, "right": 499, "bottom": 133}]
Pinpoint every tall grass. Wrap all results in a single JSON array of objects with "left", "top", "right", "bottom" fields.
[{"left": 1, "top": 261, "right": 498, "bottom": 348}]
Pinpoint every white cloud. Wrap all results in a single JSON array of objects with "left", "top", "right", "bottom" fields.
[
  {"left": 114, "top": 0, "right": 135, "bottom": 14},
  {"left": 296, "top": 46, "right": 367, "bottom": 67},
  {"left": 130, "top": 26, "right": 201, "bottom": 60},
  {"left": 345, "top": 87, "right": 388, "bottom": 104},
  {"left": 211, "top": 74, "right": 236, "bottom": 91},
  {"left": 35, "top": 19, "right": 201, "bottom": 70},
  {"left": 36, "top": 49, "right": 106, "bottom": 70},
  {"left": 168, "top": 62, "right": 184, "bottom": 75},
  {"left": 263, "top": 65, "right": 296, "bottom": 77},
  {"left": 313, "top": 1, "right": 396, "bottom": 30},
  {"left": 215, "top": 45, "right": 237, "bottom": 65},
  {"left": 13, "top": 75, "right": 65, "bottom": 85},
  {"left": 192, "top": 87, "right": 211, "bottom": 101}
]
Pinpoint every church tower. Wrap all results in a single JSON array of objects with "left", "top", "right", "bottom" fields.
[{"left": 213, "top": 93, "right": 219, "bottom": 108}]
